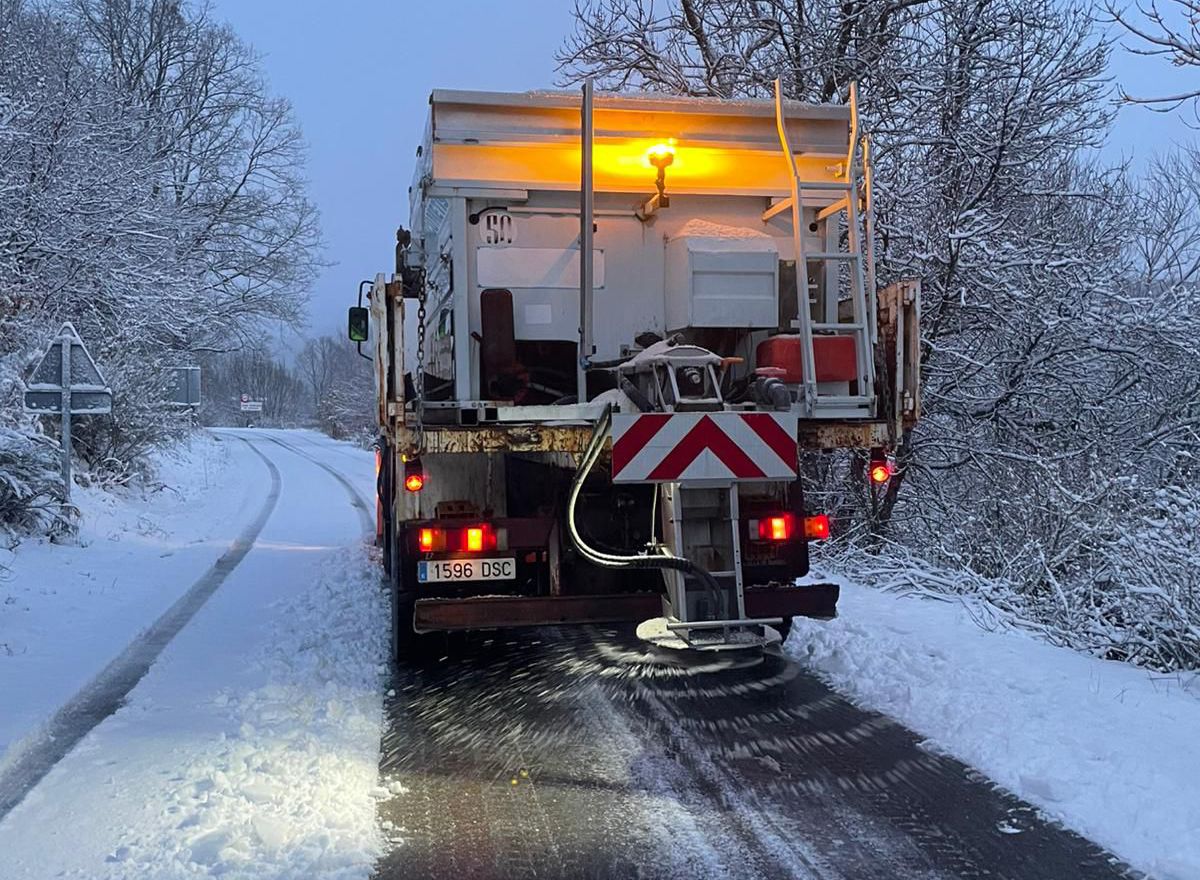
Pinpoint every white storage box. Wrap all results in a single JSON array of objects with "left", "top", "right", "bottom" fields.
[{"left": 664, "top": 224, "right": 779, "bottom": 330}]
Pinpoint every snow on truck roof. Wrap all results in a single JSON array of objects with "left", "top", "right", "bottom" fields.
[
  {"left": 429, "top": 88, "right": 851, "bottom": 121},
  {"left": 419, "top": 88, "right": 852, "bottom": 198}
]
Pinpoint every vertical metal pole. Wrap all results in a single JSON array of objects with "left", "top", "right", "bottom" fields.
[
  {"left": 666, "top": 483, "right": 687, "bottom": 623},
  {"left": 449, "top": 199, "right": 473, "bottom": 404},
  {"left": 578, "top": 79, "right": 595, "bottom": 405},
  {"left": 773, "top": 79, "right": 817, "bottom": 414},
  {"left": 728, "top": 486, "right": 745, "bottom": 619},
  {"left": 862, "top": 134, "right": 879, "bottom": 348},
  {"left": 60, "top": 330, "right": 72, "bottom": 504}
]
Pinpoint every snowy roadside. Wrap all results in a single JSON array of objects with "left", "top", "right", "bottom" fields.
[
  {"left": 0, "top": 432, "right": 258, "bottom": 766},
  {"left": 788, "top": 576, "right": 1200, "bottom": 880},
  {"left": 90, "top": 546, "right": 390, "bottom": 879},
  {"left": 0, "top": 430, "right": 390, "bottom": 879}
]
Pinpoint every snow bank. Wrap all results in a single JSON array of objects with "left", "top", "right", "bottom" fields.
[
  {"left": 0, "top": 432, "right": 241, "bottom": 762},
  {"left": 0, "top": 541, "right": 389, "bottom": 880},
  {"left": 789, "top": 578, "right": 1200, "bottom": 880},
  {"left": 0, "top": 430, "right": 389, "bottom": 878},
  {"left": 122, "top": 547, "right": 389, "bottom": 879}
]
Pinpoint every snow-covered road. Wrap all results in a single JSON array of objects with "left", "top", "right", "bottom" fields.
[
  {"left": 0, "top": 429, "right": 389, "bottom": 878},
  {"left": 0, "top": 428, "right": 1195, "bottom": 879}
]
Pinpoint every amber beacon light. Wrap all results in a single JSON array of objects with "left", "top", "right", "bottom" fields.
[
  {"left": 637, "top": 142, "right": 677, "bottom": 220},
  {"left": 646, "top": 143, "right": 675, "bottom": 195},
  {"left": 403, "top": 459, "right": 425, "bottom": 492}
]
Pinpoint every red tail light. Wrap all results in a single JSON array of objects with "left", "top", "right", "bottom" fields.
[
  {"left": 417, "top": 523, "right": 505, "bottom": 554},
  {"left": 757, "top": 514, "right": 794, "bottom": 541},
  {"left": 869, "top": 447, "right": 892, "bottom": 484},
  {"left": 750, "top": 513, "right": 830, "bottom": 542},
  {"left": 803, "top": 514, "right": 831, "bottom": 540}
]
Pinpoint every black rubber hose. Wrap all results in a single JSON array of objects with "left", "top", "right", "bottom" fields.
[
  {"left": 619, "top": 377, "right": 655, "bottom": 413},
  {"left": 566, "top": 408, "right": 725, "bottom": 603}
]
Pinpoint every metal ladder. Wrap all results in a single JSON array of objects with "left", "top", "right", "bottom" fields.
[{"left": 770, "top": 78, "right": 877, "bottom": 418}]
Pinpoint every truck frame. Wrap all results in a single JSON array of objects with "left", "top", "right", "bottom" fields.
[{"left": 352, "top": 82, "right": 920, "bottom": 658}]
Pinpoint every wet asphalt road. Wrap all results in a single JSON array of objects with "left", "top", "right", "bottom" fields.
[{"left": 373, "top": 626, "right": 1137, "bottom": 880}]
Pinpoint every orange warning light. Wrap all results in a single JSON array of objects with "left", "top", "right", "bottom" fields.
[{"left": 757, "top": 515, "right": 794, "bottom": 542}]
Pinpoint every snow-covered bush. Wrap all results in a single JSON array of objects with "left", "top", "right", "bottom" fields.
[
  {"left": 818, "top": 497, "right": 1200, "bottom": 673},
  {"left": 1099, "top": 488, "right": 1200, "bottom": 670},
  {"left": 0, "top": 428, "right": 64, "bottom": 539},
  {"left": 0, "top": 328, "right": 65, "bottom": 540}
]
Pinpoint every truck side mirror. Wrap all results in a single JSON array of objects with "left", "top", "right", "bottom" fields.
[{"left": 348, "top": 306, "right": 369, "bottom": 342}]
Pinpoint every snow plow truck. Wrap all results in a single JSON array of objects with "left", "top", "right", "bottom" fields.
[{"left": 349, "top": 82, "right": 920, "bottom": 659}]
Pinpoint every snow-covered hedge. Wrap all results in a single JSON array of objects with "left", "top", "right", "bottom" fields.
[
  {"left": 817, "top": 523, "right": 1200, "bottom": 673},
  {"left": 0, "top": 428, "right": 64, "bottom": 539}
]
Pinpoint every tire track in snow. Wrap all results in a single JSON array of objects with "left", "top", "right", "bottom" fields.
[
  {"left": 279, "top": 429, "right": 371, "bottom": 466},
  {"left": 258, "top": 433, "right": 374, "bottom": 536},
  {"left": 0, "top": 436, "right": 281, "bottom": 823}
]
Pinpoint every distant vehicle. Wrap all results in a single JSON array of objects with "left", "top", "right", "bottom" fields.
[{"left": 351, "top": 85, "right": 919, "bottom": 660}]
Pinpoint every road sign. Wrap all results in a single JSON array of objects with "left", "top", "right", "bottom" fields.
[
  {"left": 23, "top": 323, "right": 111, "bottom": 415},
  {"left": 168, "top": 367, "right": 202, "bottom": 407},
  {"left": 611, "top": 412, "right": 797, "bottom": 484},
  {"left": 240, "top": 400, "right": 264, "bottom": 413},
  {"left": 240, "top": 393, "right": 250, "bottom": 403},
  {"left": 22, "top": 323, "right": 112, "bottom": 503}
]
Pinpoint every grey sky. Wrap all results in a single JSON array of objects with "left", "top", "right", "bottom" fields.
[
  {"left": 211, "top": 0, "right": 572, "bottom": 341},
  {"left": 211, "top": 1, "right": 1195, "bottom": 340}
]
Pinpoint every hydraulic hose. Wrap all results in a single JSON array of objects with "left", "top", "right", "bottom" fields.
[
  {"left": 566, "top": 407, "right": 725, "bottom": 605},
  {"left": 618, "top": 377, "right": 654, "bottom": 413}
]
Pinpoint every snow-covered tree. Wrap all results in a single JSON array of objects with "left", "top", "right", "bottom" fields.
[
  {"left": 198, "top": 348, "right": 307, "bottom": 427},
  {"left": 298, "top": 335, "right": 374, "bottom": 441},
  {"left": 73, "top": 0, "right": 320, "bottom": 344},
  {"left": 1109, "top": 0, "right": 1200, "bottom": 118},
  {"left": 0, "top": 0, "right": 319, "bottom": 523},
  {"left": 560, "top": 0, "right": 1200, "bottom": 669}
]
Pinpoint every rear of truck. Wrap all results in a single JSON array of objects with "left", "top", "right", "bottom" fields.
[{"left": 354, "top": 86, "right": 919, "bottom": 658}]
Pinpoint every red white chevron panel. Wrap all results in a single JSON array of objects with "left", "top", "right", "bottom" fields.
[{"left": 611, "top": 412, "right": 797, "bottom": 483}]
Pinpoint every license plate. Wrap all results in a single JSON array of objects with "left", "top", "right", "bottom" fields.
[{"left": 417, "top": 558, "right": 516, "bottom": 583}]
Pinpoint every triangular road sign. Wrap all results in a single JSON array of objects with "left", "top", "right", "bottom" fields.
[
  {"left": 24, "top": 323, "right": 112, "bottom": 415},
  {"left": 28, "top": 322, "right": 108, "bottom": 390}
]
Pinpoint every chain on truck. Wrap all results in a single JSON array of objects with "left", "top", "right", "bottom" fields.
[{"left": 347, "top": 80, "right": 920, "bottom": 660}]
